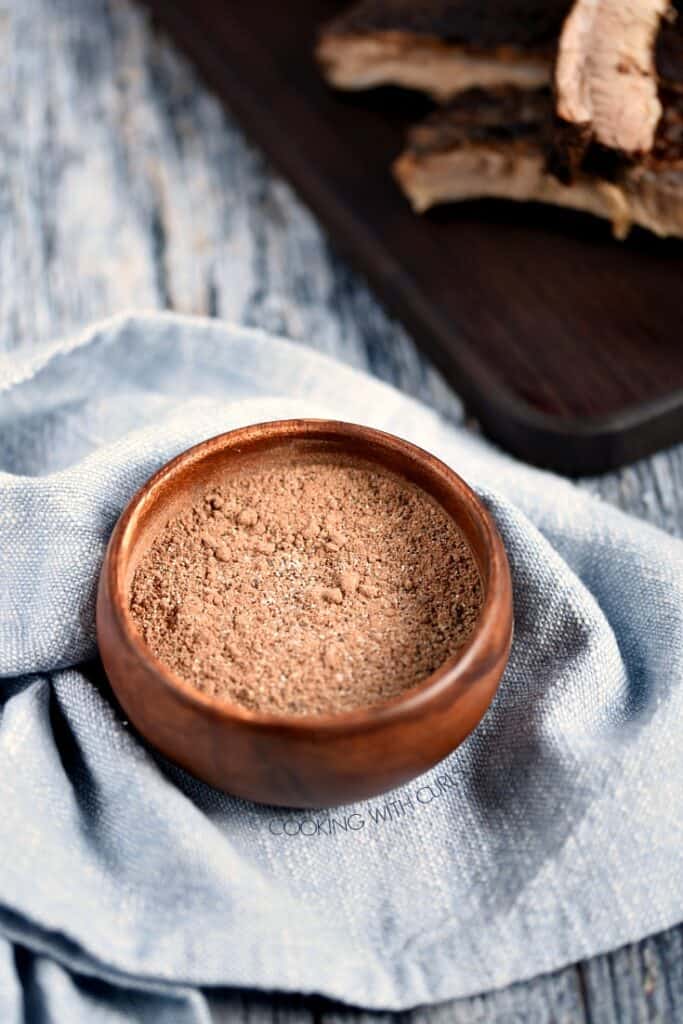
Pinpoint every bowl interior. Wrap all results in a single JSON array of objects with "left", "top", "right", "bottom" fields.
[
  {"left": 120, "top": 426, "right": 493, "bottom": 602},
  {"left": 112, "top": 421, "right": 501, "bottom": 725}
]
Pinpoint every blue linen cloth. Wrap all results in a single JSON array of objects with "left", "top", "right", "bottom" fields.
[{"left": 0, "top": 311, "right": 682, "bottom": 1021}]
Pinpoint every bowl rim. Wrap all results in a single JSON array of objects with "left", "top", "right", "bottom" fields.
[{"left": 100, "top": 418, "right": 512, "bottom": 736}]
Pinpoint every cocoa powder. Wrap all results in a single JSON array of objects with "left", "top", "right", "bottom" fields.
[{"left": 130, "top": 456, "right": 484, "bottom": 715}]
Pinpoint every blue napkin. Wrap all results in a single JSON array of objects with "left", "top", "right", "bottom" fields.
[{"left": 1, "top": 312, "right": 682, "bottom": 1021}]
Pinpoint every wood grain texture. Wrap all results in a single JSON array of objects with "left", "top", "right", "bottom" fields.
[{"left": 0, "top": 0, "right": 681, "bottom": 1020}]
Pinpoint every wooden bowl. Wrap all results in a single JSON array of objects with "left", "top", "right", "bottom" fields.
[{"left": 97, "top": 420, "right": 513, "bottom": 808}]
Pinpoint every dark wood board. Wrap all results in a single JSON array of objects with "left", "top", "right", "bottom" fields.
[{"left": 144, "top": 0, "right": 683, "bottom": 475}]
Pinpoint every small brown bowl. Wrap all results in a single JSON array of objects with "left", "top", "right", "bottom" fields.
[{"left": 97, "top": 420, "right": 512, "bottom": 808}]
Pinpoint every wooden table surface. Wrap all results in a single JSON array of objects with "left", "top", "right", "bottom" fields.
[{"left": 3, "top": 1, "right": 682, "bottom": 1020}]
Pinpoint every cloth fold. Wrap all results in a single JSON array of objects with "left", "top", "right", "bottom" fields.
[{"left": 0, "top": 312, "right": 681, "bottom": 1016}]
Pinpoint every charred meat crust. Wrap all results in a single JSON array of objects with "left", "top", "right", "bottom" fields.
[
  {"left": 547, "top": 121, "right": 592, "bottom": 183},
  {"left": 646, "top": 86, "right": 683, "bottom": 165},
  {"left": 323, "top": 0, "right": 572, "bottom": 51},
  {"left": 656, "top": 2, "right": 683, "bottom": 89},
  {"left": 404, "top": 87, "right": 554, "bottom": 154}
]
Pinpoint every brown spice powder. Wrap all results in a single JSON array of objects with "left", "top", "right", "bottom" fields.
[{"left": 130, "top": 456, "right": 484, "bottom": 715}]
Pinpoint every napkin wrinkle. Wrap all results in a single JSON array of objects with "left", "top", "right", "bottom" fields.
[
  {"left": 0, "top": 672, "right": 340, "bottom": 993},
  {"left": 23, "top": 953, "right": 214, "bottom": 1024},
  {"left": 484, "top": 490, "right": 679, "bottom": 729},
  {"left": 48, "top": 672, "right": 286, "bottom": 898},
  {"left": 0, "top": 917, "right": 214, "bottom": 1024}
]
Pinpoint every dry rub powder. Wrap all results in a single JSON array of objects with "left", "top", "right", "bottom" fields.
[{"left": 130, "top": 456, "right": 484, "bottom": 715}]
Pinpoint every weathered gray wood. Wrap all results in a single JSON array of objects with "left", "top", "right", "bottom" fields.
[{"left": 1, "top": 1, "right": 681, "bottom": 1022}]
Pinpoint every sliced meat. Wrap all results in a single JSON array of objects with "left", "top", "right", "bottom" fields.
[
  {"left": 393, "top": 86, "right": 683, "bottom": 238},
  {"left": 317, "top": 0, "right": 571, "bottom": 102},
  {"left": 554, "top": 0, "right": 673, "bottom": 178}
]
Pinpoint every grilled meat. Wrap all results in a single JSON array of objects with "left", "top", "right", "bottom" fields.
[
  {"left": 553, "top": 0, "right": 673, "bottom": 180},
  {"left": 317, "top": 0, "right": 571, "bottom": 102},
  {"left": 394, "top": 85, "right": 683, "bottom": 238}
]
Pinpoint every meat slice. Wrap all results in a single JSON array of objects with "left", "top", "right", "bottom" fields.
[
  {"left": 393, "top": 86, "right": 683, "bottom": 238},
  {"left": 554, "top": 0, "right": 673, "bottom": 178},
  {"left": 317, "top": 0, "right": 571, "bottom": 103}
]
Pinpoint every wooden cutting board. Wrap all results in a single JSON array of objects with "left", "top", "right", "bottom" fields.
[{"left": 145, "top": 0, "right": 683, "bottom": 475}]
